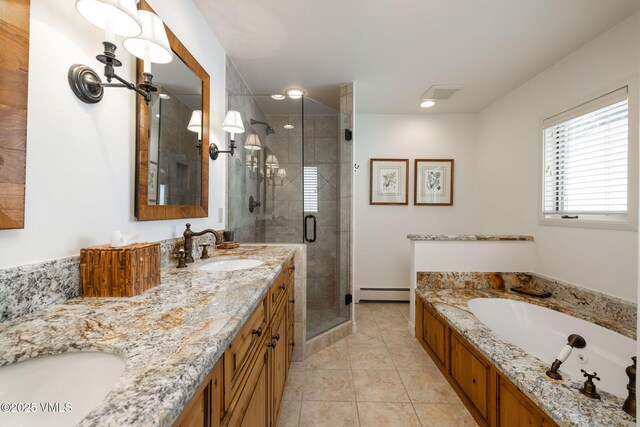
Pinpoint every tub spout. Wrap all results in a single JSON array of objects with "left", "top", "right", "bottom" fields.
[{"left": 545, "top": 334, "right": 587, "bottom": 380}]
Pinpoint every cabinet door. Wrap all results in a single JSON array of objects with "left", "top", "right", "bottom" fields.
[
  {"left": 450, "top": 333, "right": 490, "bottom": 421},
  {"left": 271, "top": 304, "right": 288, "bottom": 426},
  {"left": 423, "top": 303, "right": 446, "bottom": 365},
  {"left": 175, "top": 385, "right": 209, "bottom": 427},
  {"left": 240, "top": 351, "right": 270, "bottom": 427},
  {"left": 287, "top": 276, "right": 295, "bottom": 368},
  {"left": 498, "top": 377, "right": 546, "bottom": 427},
  {"left": 226, "top": 341, "right": 271, "bottom": 427}
]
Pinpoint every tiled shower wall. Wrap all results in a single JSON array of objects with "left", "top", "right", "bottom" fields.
[{"left": 225, "top": 57, "right": 266, "bottom": 243}]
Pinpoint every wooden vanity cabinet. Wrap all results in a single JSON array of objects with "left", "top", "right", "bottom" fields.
[
  {"left": 173, "top": 359, "right": 222, "bottom": 427},
  {"left": 172, "top": 255, "right": 295, "bottom": 427},
  {"left": 415, "top": 295, "right": 558, "bottom": 427},
  {"left": 225, "top": 339, "right": 271, "bottom": 427},
  {"left": 286, "top": 281, "right": 295, "bottom": 367}
]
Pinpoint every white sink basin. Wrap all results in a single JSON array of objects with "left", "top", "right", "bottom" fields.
[
  {"left": 0, "top": 352, "right": 125, "bottom": 427},
  {"left": 198, "top": 258, "right": 264, "bottom": 272}
]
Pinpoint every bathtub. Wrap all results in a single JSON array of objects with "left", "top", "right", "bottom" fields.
[{"left": 467, "top": 298, "right": 636, "bottom": 399}]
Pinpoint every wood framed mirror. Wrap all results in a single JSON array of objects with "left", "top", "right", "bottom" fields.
[
  {"left": 0, "top": 0, "right": 30, "bottom": 229},
  {"left": 135, "top": 0, "right": 210, "bottom": 221}
]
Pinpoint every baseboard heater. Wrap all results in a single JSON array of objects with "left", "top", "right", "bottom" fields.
[{"left": 358, "top": 287, "right": 410, "bottom": 301}]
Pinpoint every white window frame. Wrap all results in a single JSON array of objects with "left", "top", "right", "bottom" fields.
[{"left": 538, "top": 79, "right": 639, "bottom": 231}]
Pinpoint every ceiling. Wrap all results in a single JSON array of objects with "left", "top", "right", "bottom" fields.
[{"left": 193, "top": 0, "right": 640, "bottom": 113}]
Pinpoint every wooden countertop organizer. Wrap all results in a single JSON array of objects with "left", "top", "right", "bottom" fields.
[{"left": 80, "top": 242, "right": 161, "bottom": 297}]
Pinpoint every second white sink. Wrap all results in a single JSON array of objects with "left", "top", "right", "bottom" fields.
[
  {"left": 0, "top": 352, "right": 125, "bottom": 427},
  {"left": 198, "top": 259, "right": 264, "bottom": 272}
]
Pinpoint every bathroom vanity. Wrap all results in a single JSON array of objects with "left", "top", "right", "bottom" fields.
[
  {"left": 0, "top": 245, "right": 299, "bottom": 427},
  {"left": 174, "top": 255, "right": 295, "bottom": 427}
]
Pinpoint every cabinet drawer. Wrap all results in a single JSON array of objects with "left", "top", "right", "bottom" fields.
[
  {"left": 450, "top": 333, "right": 491, "bottom": 421},
  {"left": 423, "top": 303, "right": 446, "bottom": 365},
  {"left": 224, "top": 298, "right": 268, "bottom": 409},
  {"left": 270, "top": 268, "right": 290, "bottom": 314}
]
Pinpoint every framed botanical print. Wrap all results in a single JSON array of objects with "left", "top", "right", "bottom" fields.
[
  {"left": 414, "top": 159, "right": 454, "bottom": 206},
  {"left": 369, "top": 159, "right": 409, "bottom": 205}
]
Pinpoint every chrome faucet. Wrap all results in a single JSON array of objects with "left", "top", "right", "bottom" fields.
[{"left": 183, "top": 223, "right": 221, "bottom": 263}]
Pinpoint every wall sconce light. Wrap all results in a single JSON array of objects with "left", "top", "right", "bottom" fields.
[
  {"left": 275, "top": 168, "right": 287, "bottom": 186},
  {"left": 69, "top": 0, "right": 172, "bottom": 104},
  {"left": 210, "top": 110, "right": 244, "bottom": 160},
  {"left": 244, "top": 133, "right": 262, "bottom": 151},
  {"left": 187, "top": 109, "right": 202, "bottom": 153},
  {"left": 265, "top": 154, "right": 278, "bottom": 168}
]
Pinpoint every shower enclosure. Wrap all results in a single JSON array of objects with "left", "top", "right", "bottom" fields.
[{"left": 227, "top": 92, "right": 353, "bottom": 340}]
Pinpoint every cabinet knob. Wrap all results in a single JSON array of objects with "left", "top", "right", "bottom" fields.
[
  {"left": 252, "top": 327, "right": 263, "bottom": 337},
  {"left": 290, "top": 299, "right": 296, "bottom": 304},
  {"left": 273, "top": 334, "right": 280, "bottom": 341},
  {"left": 289, "top": 266, "right": 295, "bottom": 271},
  {"left": 280, "top": 284, "right": 286, "bottom": 290},
  {"left": 268, "top": 340, "right": 277, "bottom": 348}
]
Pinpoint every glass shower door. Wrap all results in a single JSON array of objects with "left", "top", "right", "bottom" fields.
[
  {"left": 229, "top": 93, "right": 351, "bottom": 341},
  {"left": 302, "top": 97, "right": 351, "bottom": 339}
]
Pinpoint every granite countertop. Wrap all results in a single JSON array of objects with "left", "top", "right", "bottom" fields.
[
  {"left": 416, "top": 287, "right": 635, "bottom": 427},
  {"left": 408, "top": 234, "right": 534, "bottom": 241},
  {"left": 0, "top": 244, "right": 296, "bottom": 427}
]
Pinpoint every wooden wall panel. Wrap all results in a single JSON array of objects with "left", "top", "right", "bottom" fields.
[{"left": 0, "top": 0, "right": 30, "bottom": 229}]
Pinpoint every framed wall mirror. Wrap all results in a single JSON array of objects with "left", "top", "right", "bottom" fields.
[{"left": 135, "top": 0, "right": 210, "bottom": 221}]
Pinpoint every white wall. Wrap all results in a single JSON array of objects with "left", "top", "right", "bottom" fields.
[
  {"left": 0, "top": 0, "right": 228, "bottom": 269},
  {"left": 353, "top": 114, "right": 478, "bottom": 300},
  {"left": 475, "top": 12, "right": 640, "bottom": 302}
]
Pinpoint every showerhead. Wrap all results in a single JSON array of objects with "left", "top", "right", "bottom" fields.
[{"left": 250, "top": 118, "right": 276, "bottom": 136}]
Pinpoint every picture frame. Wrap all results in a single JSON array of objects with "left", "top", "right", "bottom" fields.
[
  {"left": 414, "top": 159, "right": 454, "bottom": 206},
  {"left": 369, "top": 159, "right": 409, "bottom": 205}
]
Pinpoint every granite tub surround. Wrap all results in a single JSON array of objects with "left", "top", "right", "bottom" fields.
[
  {"left": 417, "top": 272, "right": 636, "bottom": 339},
  {"left": 416, "top": 285, "right": 636, "bottom": 425},
  {"left": 408, "top": 234, "right": 534, "bottom": 241},
  {"left": 0, "top": 245, "right": 297, "bottom": 426}
]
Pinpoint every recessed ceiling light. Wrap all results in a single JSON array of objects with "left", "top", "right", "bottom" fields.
[
  {"left": 284, "top": 124, "right": 294, "bottom": 130},
  {"left": 159, "top": 93, "right": 170, "bottom": 99},
  {"left": 420, "top": 99, "right": 436, "bottom": 108},
  {"left": 286, "top": 88, "right": 305, "bottom": 99},
  {"left": 155, "top": 114, "right": 160, "bottom": 118},
  {"left": 271, "top": 94, "right": 285, "bottom": 100}
]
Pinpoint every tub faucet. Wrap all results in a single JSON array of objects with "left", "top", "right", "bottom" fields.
[
  {"left": 545, "top": 334, "right": 587, "bottom": 380},
  {"left": 623, "top": 357, "right": 636, "bottom": 417},
  {"left": 183, "top": 223, "right": 221, "bottom": 263}
]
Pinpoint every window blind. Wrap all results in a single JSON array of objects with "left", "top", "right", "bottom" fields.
[
  {"left": 543, "top": 87, "right": 629, "bottom": 217},
  {"left": 303, "top": 166, "right": 318, "bottom": 213}
]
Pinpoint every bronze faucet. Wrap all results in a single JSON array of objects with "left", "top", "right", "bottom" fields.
[
  {"left": 623, "top": 357, "right": 636, "bottom": 417},
  {"left": 579, "top": 369, "right": 601, "bottom": 399},
  {"left": 183, "top": 223, "right": 221, "bottom": 263},
  {"left": 546, "top": 334, "right": 586, "bottom": 380}
]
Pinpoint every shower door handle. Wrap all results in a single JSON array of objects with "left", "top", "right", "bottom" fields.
[{"left": 304, "top": 215, "right": 317, "bottom": 243}]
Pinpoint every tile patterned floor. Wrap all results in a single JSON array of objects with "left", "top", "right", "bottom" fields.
[{"left": 278, "top": 302, "right": 478, "bottom": 427}]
